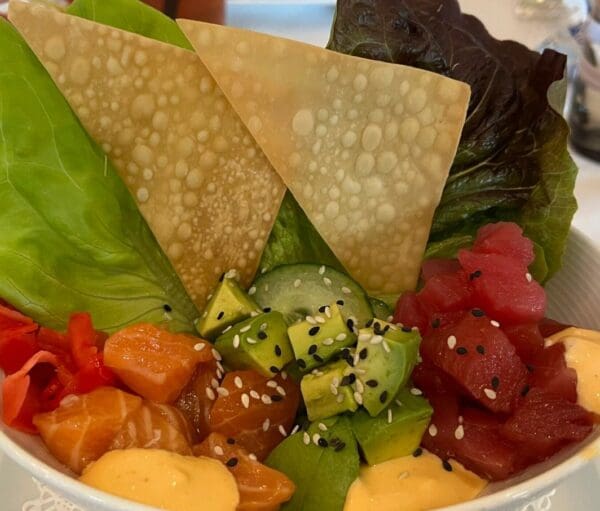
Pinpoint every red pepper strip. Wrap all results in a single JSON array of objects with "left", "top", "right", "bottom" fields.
[
  {"left": 0, "top": 304, "right": 35, "bottom": 328},
  {"left": 2, "top": 351, "right": 61, "bottom": 433},
  {"left": 37, "top": 327, "right": 70, "bottom": 354},
  {"left": 0, "top": 331, "right": 40, "bottom": 375},
  {"left": 67, "top": 313, "right": 98, "bottom": 370}
]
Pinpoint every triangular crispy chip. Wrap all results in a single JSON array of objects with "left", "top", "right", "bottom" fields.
[
  {"left": 9, "top": 1, "right": 286, "bottom": 310},
  {"left": 178, "top": 20, "right": 471, "bottom": 295}
]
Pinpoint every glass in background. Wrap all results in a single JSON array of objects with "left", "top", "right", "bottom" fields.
[{"left": 515, "top": 0, "right": 586, "bottom": 19}]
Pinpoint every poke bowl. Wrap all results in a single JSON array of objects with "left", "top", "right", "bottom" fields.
[{"left": 0, "top": 0, "right": 599, "bottom": 510}]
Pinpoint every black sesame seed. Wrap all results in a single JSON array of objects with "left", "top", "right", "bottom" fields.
[
  {"left": 348, "top": 373, "right": 356, "bottom": 384},
  {"left": 431, "top": 318, "right": 441, "bottom": 329},
  {"left": 456, "top": 347, "right": 468, "bottom": 355},
  {"left": 526, "top": 364, "right": 535, "bottom": 373},
  {"left": 297, "top": 359, "right": 306, "bottom": 369},
  {"left": 345, "top": 355, "right": 355, "bottom": 367},
  {"left": 219, "top": 272, "right": 225, "bottom": 282},
  {"left": 382, "top": 325, "right": 391, "bottom": 333},
  {"left": 401, "top": 326, "right": 412, "bottom": 333},
  {"left": 476, "top": 345, "right": 485, "bottom": 355},
  {"left": 521, "top": 384, "right": 530, "bottom": 397},
  {"left": 334, "top": 442, "right": 346, "bottom": 452},
  {"left": 379, "top": 391, "right": 388, "bottom": 403},
  {"left": 258, "top": 331, "right": 268, "bottom": 340},
  {"left": 308, "top": 344, "right": 318, "bottom": 355},
  {"left": 329, "top": 437, "right": 341, "bottom": 447},
  {"left": 491, "top": 376, "right": 500, "bottom": 389},
  {"left": 469, "top": 270, "right": 482, "bottom": 280},
  {"left": 472, "top": 308, "right": 485, "bottom": 317},
  {"left": 340, "top": 376, "right": 351, "bottom": 386},
  {"left": 346, "top": 318, "right": 355, "bottom": 330},
  {"left": 271, "top": 394, "right": 283, "bottom": 402},
  {"left": 263, "top": 307, "right": 272, "bottom": 313},
  {"left": 366, "top": 379, "right": 378, "bottom": 388},
  {"left": 359, "top": 348, "right": 368, "bottom": 360},
  {"left": 226, "top": 457, "right": 239, "bottom": 467},
  {"left": 337, "top": 300, "right": 345, "bottom": 306},
  {"left": 313, "top": 354, "right": 324, "bottom": 363},
  {"left": 217, "top": 311, "right": 225, "bottom": 320},
  {"left": 163, "top": 304, "right": 172, "bottom": 312},
  {"left": 442, "top": 459, "right": 453, "bottom": 472},
  {"left": 413, "top": 448, "right": 423, "bottom": 457},
  {"left": 275, "top": 345, "right": 282, "bottom": 357},
  {"left": 319, "top": 305, "right": 328, "bottom": 313},
  {"left": 366, "top": 319, "right": 374, "bottom": 328},
  {"left": 318, "top": 438, "right": 329, "bottom": 448},
  {"left": 226, "top": 438, "right": 236, "bottom": 445},
  {"left": 270, "top": 365, "right": 280, "bottom": 374},
  {"left": 309, "top": 326, "right": 320, "bottom": 336}
]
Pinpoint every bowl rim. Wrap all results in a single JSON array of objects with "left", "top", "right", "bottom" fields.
[{"left": 0, "top": 226, "right": 598, "bottom": 511}]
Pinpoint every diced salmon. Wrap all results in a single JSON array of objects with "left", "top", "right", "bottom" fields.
[
  {"left": 33, "top": 387, "right": 142, "bottom": 473},
  {"left": 175, "top": 360, "right": 221, "bottom": 440},
  {"left": 103, "top": 324, "right": 213, "bottom": 403},
  {"left": 110, "top": 402, "right": 195, "bottom": 455},
  {"left": 194, "top": 432, "right": 295, "bottom": 511},
  {"left": 209, "top": 371, "right": 301, "bottom": 460}
]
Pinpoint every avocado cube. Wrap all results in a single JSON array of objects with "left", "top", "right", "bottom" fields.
[
  {"left": 215, "top": 311, "right": 293, "bottom": 377},
  {"left": 355, "top": 320, "right": 420, "bottom": 416},
  {"left": 351, "top": 388, "right": 433, "bottom": 465},
  {"left": 287, "top": 304, "right": 357, "bottom": 372},
  {"left": 301, "top": 360, "right": 358, "bottom": 421},
  {"left": 195, "top": 276, "right": 260, "bottom": 339}
]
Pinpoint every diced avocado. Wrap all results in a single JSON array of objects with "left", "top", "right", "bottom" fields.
[
  {"left": 287, "top": 303, "right": 357, "bottom": 372},
  {"left": 195, "top": 275, "right": 260, "bottom": 339},
  {"left": 215, "top": 311, "right": 293, "bottom": 376},
  {"left": 301, "top": 360, "right": 358, "bottom": 421},
  {"left": 355, "top": 320, "right": 420, "bottom": 416},
  {"left": 351, "top": 388, "right": 433, "bottom": 465}
]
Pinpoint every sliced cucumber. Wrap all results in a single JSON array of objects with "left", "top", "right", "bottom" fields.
[
  {"left": 252, "top": 263, "right": 373, "bottom": 326},
  {"left": 369, "top": 297, "right": 393, "bottom": 321}
]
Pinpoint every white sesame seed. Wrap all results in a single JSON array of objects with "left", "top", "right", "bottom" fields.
[
  {"left": 205, "top": 387, "right": 216, "bottom": 400},
  {"left": 455, "top": 424, "right": 465, "bottom": 440},
  {"left": 246, "top": 337, "right": 257, "bottom": 345},
  {"left": 337, "top": 393, "right": 345, "bottom": 403},
  {"left": 325, "top": 307, "right": 332, "bottom": 318},
  {"left": 355, "top": 380, "right": 364, "bottom": 393},
  {"left": 370, "top": 335, "right": 383, "bottom": 345},
  {"left": 491, "top": 320, "right": 500, "bottom": 328},
  {"left": 525, "top": 272, "right": 533, "bottom": 283},
  {"left": 458, "top": 415, "right": 464, "bottom": 424},
  {"left": 261, "top": 267, "right": 268, "bottom": 274},
  {"left": 318, "top": 423, "right": 328, "bottom": 432},
  {"left": 353, "top": 353, "right": 360, "bottom": 366},
  {"left": 387, "top": 315, "right": 394, "bottom": 323},
  {"left": 410, "top": 388, "right": 423, "bottom": 396},
  {"left": 383, "top": 340, "right": 391, "bottom": 353},
  {"left": 428, "top": 424, "right": 438, "bottom": 437},
  {"left": 194, "top": 343, "right": 206, "bottom": 351},
  {"left": 259, "top": 323, "right": 268, "bottom": 331},
  {"left": 395, "top": 399, "right": 403, "bottom": 407},
  {"left": 279, "top": 425, "right": 287, "bottom": 437},
  {"left": 281, "top": 371, "right": 288, "bottom": 380},
  {"left": 216, "top": 369, "right": 223, "bottom": 380},
  {"left": 217, "top": 387, "right": 229, "bottom": 397},
  {"left": 276, "top": 386, "right": 286, "bottom": 396},
  {"left": 388, "top": 409, "right": 393, "bottom": 424},
  {"left": 222, "top": 325, "right": 233, "bottom": 334},
  {"left": 261, "top": 394, "right": 273, "bottom": 405},
  {"left": 354, "top": 391, "right": 364, "bottom": 405},
  {"left": 233, "top": 334, "right": 240, "bottom": 348},
  {"left": 262, "top": 418, "right": 270, "bottom": 432},
  {"left": 250, "top": 311, "right": 260, "bottom": 317},
  {"left": 207, "top": 293, "right": 214, "bottom": 301},
  {"left": 315, "top": 316, "right": 326, "bottom": 324},
  {"left": 217, "top": 362, "right": 225, "bottom": 372},
  {"left": 291, "top": 425, "right": 300, "bottom": 435},
  {"left": 342, "top": 286, "right": 352, "bottom": 294},
  {"left": 355, "top": 368, "right": 367, "bottom": 375},
  {"left": 322, "top": 338, "right": 334, "bottom": 346},
  {"left": 323, "top": 277, "right": 332, "bottom": 287},
  {"left": 398, "top": 471, "right": 409, "bottom": 480},
  {"left": 336, "top": 333, "right": 348, "bottom": 341},
  {"left": 312, "top": 433, "right": 321, "bottom": 445},
  {"left": 211, "top": 348, "right": 222, "bottom": 361},
  {"left": 241, "top": 393, "right": 250, "bottom": 408},
  {"left": 266, "top": 380, "right": 278, "bottom": 388},
  {"left": 211, "top": 378, "right": 219, "bottom": 389},
  {"left": 319, "top": 265, "right": 326, "bottom": 275},
  {"left": 330, "top": 383, "right": 339, "bottom": 395},
  {"left": 249, "top": 453, "right": 258, "bottom": 461},
  {"left": 358, "top": 332, "right": 372, "bottom": 343},
  {"left": 250, "top": 390, "right": 260, "bottom": 400},
  {"left": 214, "top": 446, "right": 224, "bottom": 456},
  {"left": 202, "top": 310, "right": 208, "bottom": 318},
  {"left": 234, "top": 376, "right": 243, "bottom": 389},
  {"left": 447, "top": 335, "right": 457, "bottom": 350},
  {"left": 248, "top": 286, "right": 257, "bottom": 296},
  {"left": 240, "top": 325, "right": 251, "bottom": 333},
  {"left": 294, "top": 279, "right": 302, "bottom": 288},
  {"left": 484, "top": 388, "right": 497, "bottom": 400},
  {"left": 306, "top": 316, "right": 317, "bottom": 325},
  {"left": 303, "top": 432, "right": 311, "bottom": 445}
]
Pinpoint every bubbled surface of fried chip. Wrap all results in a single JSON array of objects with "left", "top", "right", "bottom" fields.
[
  {"left": 9, "top": 1, "right": 286, "bottom": 309},
  {"left": 179, "top": 20, "right": 471, "bottom": 295}
]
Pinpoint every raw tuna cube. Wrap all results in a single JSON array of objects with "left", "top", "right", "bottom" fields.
[
  {"left": 393, "top": 291, "right": 429, "bottom": 333},
  {"left": 503, "top": 323, "right": 545, "bottom": 364},
  {"left": 418, "top": 270, "right": 474, "bottom": 314},
  {"left": 473, "top": 222, "right": 535, "bottom": 266},
  {"left": 528, "top": 344, "right": 577, "bottom": 403}
]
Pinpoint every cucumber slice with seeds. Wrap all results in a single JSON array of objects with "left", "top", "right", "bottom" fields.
[{"left": 252, "top": 263, "right": 373, "bottom": 326}]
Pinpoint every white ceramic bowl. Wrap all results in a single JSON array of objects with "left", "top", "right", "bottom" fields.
[{"left": 1, "top": 228, "right": 599, "bottom": 511}]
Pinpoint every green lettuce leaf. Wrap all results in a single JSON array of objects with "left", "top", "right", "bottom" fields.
[
  {"left": 0, "top": 19, "right": 197, "bottom": 332},
  {"left": 68, "top": 0, "right": 344, "bottom": 274},
  {"left": 328, "top": 0, "right": 578, "bottom": 279}
]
